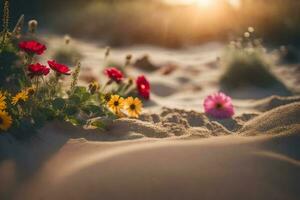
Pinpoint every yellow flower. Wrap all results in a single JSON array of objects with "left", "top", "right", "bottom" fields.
[
  {"left": 0, "top": 110, "right": 12, "bottom": 131},
  {"left": 124, "top": 97, "right": 142, "bottom": 118},
  {"left": 12, "top": 90, "right": 29, "bottom": 105},
  {"left": 0, "top": 92, "right": 7, "bottom": 110},
  {"left": 107, "top": 95, "right": 124, "bottom": 114}
]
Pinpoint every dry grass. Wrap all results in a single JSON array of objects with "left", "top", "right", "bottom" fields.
[{"left": 220, "top": 47, "right": 279, "bottom": 89}]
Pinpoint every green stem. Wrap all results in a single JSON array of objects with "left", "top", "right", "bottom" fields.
[
  {"left": 34, "top": 77, "right": 39, "bottom": 100},
  {"left": 101, "top": 80, "right": 113, "bottom": 93}
]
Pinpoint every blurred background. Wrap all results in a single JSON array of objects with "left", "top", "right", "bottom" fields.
[{"left": 2, "top": 0, "right": 300, "bottom": 48}]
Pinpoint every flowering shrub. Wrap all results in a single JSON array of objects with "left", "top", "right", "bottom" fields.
[{"left": 0, "top": 2, "right": 151, "bottom": 139}]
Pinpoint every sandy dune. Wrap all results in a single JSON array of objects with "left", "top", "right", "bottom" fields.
[
  {"left": 1, "top": 37, "right": 300, "bottom": 199},
  {"left": 0, "top": 101, "right": 299, "bottom": 200},
  {"left": 5, "top": 135, "right": 300, "bottom": 200}
]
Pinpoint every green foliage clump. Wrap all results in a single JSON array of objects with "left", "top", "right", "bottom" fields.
[
  {"left": 0, "top": 44, "right": 25, "bottom": 90},
  {"left": 220, "top": 29, "right": 283, "bottom": 89}
]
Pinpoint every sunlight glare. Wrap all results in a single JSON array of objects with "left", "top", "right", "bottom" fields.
[
  {"left": 164, "top": 0, "right": 216, "bottom": 7},
  {"left": 164, "top": 0, "right": 241, "bottom": 8},
  {"left": 196, "top": 0, "right": 215, "bottom": 7},
  {"left": 228, "top": 0, "right": 241, "bottom": 8}
]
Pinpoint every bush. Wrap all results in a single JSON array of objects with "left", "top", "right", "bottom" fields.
[{"left": 220, "top": 30, "right": 285, "bottom": 89}]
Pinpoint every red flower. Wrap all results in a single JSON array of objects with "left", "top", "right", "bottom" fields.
[
  {"left": 19, "top": 40, "right": 46, "bottom": 55},
  {"left": 136, "top": 75, "right": 150, "bottom": 100},
  {"left": 48, "top": 60, "right": 71, "bottom": 75},
  {"left": 104, "top": 67, "right": 123, "bottom": 83},
  {"left": 28, "top": 63, "right": 50, "bottom": 78}
]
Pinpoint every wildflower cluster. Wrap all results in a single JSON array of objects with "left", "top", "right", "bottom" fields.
[
  {"left": 0, "top": 3, "right": 151, "bottom": 138},
  {"left": 102, "top": 67, "right": 150, "bottom": 100}
]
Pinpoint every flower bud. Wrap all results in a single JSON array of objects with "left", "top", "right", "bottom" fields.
[
  {"left": 28, "top": 19, "right": 38, "bottom": 34},
  {"left": 128, "top": 77, "right": 134, "bottom": 85},
  {"left": 88, "top": 81, "right": 100, "bottom": 94},
  {"left": 248, "top": 27, "right": 255, "bottom": 33},
  {"left": 27, "top": 87, "right": 35, "bottom": 96},
  {"left": 104, "top": 93, "right": 111, "bottom": 102},
  {"left": 64, "top": 35, "right": 71, "bottom": 45},
  {"left": 125, "top": 54, "right": 132, "bottom": 66},
  {"left": 244, "top": 32, "right": 250, "bottom": 38},
  {"left": 104, "top": 47, "right": 111, "bottom": 59}
]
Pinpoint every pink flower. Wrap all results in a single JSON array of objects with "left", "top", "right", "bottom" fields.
[
  {"left": 136, "top": 75, "right": 150, "bottom": 100},
  {"left": 19, "top": 40, "right": 46, "bottom": 55},
  {"left": 48, "top": 60, "right": 71, "bottom": 75},
  {"left": 28, "top": 63, "right": 50, "bottom": 78},
  {"left": 204, "top": 92, "right": 234, "bottom": 119},
  {"left": 104, "top": 67, "right": 123, "bottom": 83}
]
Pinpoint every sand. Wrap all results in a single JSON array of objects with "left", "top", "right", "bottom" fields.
[
  {"left": 2, "top": 117, "right": 300, "bottom": 200},
  {"left": 1, "top": 36, "right": 300, "bottom": 199}
]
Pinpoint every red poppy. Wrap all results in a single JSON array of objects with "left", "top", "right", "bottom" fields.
[
  {"left": 19, "top": 40, "right": 46, "bottom": 55},
  {"left": 104, "top": 67, "right": 123, "bottom": 83},
  {"left": 28, "top": 63, "right": 50, "bottom": 78},
  {"left": 48, "top": 60, "right": 71, "bottom": 75},
  {"left": 136, "top": 75, "right": 150, "bottom": 100}
]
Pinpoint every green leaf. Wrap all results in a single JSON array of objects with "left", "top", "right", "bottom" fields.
[
  {"left": 72, "top": 86, "right": 91, "bottom": 103},
  {"left": 90, "top": 117, "right": 113, "bottom": 130},
  {"left": 66, "top": 116, "right": 85, "bottom": 126},
  {"left": 82, "top": 104, "right": 102, "bottom": 116},
  {"left": 74, "top": 86, "right": 87, "bottom": 95},
  {"left": 40, "top": 107, "right": 56, "bottom": 120},
  {"left": 81, "top": 92, "right": 91, "bottom": 103},
  {"left": 64, "top": 105, "right": 79, "bottom": 116},
  {"left": 52, "top": 98, "right": 66, "bottom": 110},
  {"left": 69, "top": 95, "right": 81, "bottom": 105},
  {"left": 91, "top": 120, "right": 105, "bottom": 129}
]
